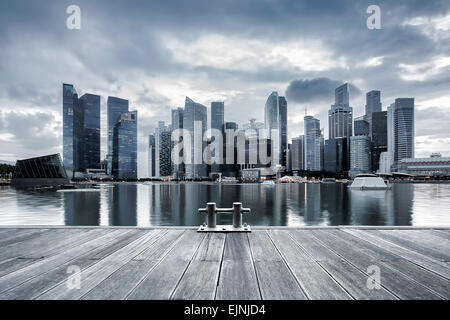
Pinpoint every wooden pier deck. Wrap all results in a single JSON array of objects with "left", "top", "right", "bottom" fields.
[{"left": 0, "top": 227, "right": 449, "bottom": 300}]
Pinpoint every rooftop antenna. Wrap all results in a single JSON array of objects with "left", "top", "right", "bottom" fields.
[{"left": 304, "top": 108, "right": 307, "bottom": 116}]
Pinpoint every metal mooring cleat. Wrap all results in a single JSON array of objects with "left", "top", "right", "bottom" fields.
[{"left": 198, "top": 202, "right": 251, "bottom": 232}]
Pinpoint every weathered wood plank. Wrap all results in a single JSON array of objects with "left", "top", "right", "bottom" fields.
[
  {"left": 289, "top": 230, "right": 397, "bottom": 300},
  {"left": 195, "top": 232, "right": 225, "bottom": 262},
  {"left": 0, "top": 229, "right": 127, "bottom": 295},
  {"left": 0, "top": 258, "right": 41, "bottom": 279},
  {"left": 393, "top": 230, "right": 450, "bottom": 258},
  {"left": 134, "top": 230, "right": 185, "bottom": 260},
  {"left": 216, "top": 233, "right": 260, "bottom": 300},
  {"left": 124, "top": 231, "right": 205, "bottom": 300},
  {"left": 23, "top": 229, "right": 112, "bottom": 259},
  {"left": 36, "top": 229, "right": 178, "bottom": 300},
  {"left": 171, "top": 233, "right": 225, "bottom": 300},
  {"left": 333, "top": 230, "right": 450, "bottom": 299},
  {"left": 0, "top": 230, "right": 142, "bottom": 300},
  {"left": 311, "top": 230, "right": 443, "bottom": 300},
  {"left": 371, "top": 230, "right": 449, "bottom": 262},
  {"left": 268, "top": 230, "right": 351, "bottom": 300},
  {"left": 0, "top": 228, "right": 93, "bottom": 263},
  {"left": 343, "top": 229, "right": 450, "bottom": 280},
  {"left": 0, "top": 229, "right": 49, "bottom": 247},
  {"left": 85, "top": 229, "right": 146, "bottom": 260},
  {"left": 249, "top": 231, "right": 307, "bottom": 300},
  {"left": 431, "top": 230, "right": 450, "bottom": 241}
]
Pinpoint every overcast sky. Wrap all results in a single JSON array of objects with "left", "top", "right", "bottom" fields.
[{"left": 0, "top": 0, "right": 449, "bottom": 176}]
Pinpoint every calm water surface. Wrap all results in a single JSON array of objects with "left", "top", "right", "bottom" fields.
[{"left": 0, "top": 183, "right": 449, "bottom": 226}]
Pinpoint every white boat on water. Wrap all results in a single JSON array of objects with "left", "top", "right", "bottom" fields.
[
  {"left": 348, "top": 174, "right": 391, "bottom": 190},
  {"left": 262, "top": 180, "right": 276, "bottom": 186}
]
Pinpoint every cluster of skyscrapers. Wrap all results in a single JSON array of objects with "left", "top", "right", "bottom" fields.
[
  {"left": 148, "top": 84, "right": 414, "bottom": 180},
  {"left": 62, "top": 84, "right": 138, "bottom": 179},
  {"left": 290, "top": 84, "right": 415, "bottom": 178},
  {"left": 149, "top": 92, "right": 288, "bottom": 180},
  {"left": 62, "top": 81, "right": 414, "bottom": 181}
]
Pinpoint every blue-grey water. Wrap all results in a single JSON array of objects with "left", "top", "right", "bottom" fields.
[{"left": 0, "top": 183, "right": 449, "bottom": 226}]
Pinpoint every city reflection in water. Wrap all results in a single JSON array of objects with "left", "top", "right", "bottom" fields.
[{"left": 0, "top": 183, "right": 449, "bottom": 226}]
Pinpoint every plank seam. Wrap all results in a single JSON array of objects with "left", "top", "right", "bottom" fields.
[{"left": 266, "top": 230, "right": 310, "bottom": 300}]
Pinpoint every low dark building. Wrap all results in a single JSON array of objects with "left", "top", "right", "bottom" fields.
[{"left": 11, "top": 154, "right": 70, "bottom": 187}]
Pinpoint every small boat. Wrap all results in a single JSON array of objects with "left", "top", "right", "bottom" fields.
[
  {"left": 321, "top": 178, "right": 336, "bottom": 183},
  {"left": 143, "top": 181, "right": 153, "bottom": 185},
  {"left": 348, "top": 174, "right": 391, "bottom": 190},
  {"left": 262, "top": 180, "right": 275, "bottom": 186}
]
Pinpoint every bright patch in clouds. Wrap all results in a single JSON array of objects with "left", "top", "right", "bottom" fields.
[
  {"left": 398, "top": 56, "right": 450, "bottom": 81},
  {"left": 164, "top": 34, "right": 345, "bottom": 72}
]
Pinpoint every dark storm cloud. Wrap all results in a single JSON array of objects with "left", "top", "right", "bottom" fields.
[
  {"left": 0, "top": 0, "right": 449, "bottom": 166},
  {"left": 285, "top": 78, "right": 361, "bottom": 104}
]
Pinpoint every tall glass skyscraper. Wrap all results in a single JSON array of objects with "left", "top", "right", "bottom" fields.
[
  {"left": 79, "top": 93, "right": 101, "bottom": 171},
  {"left": 278, "top": 96, "right": 288, "bottom": 167},
  {"left": 112, "top": 111, "right": 137, "bottom": 179},
  {"left": 264, "top": 92, "right": 279, "bottom": 138},
  {"left": 365, "top": 90, "right": 382, "bottom": 116},
  {"left": 349, "top": 135, "right": 371, "bottom": 178},
  {"left": 291, "top": 136, "right": 304, "bottom": 171},
  {"left": 148, "top": 134, "right": 156, "bottom": 177},
  {"left": 62, "top": 84, "right": 100, "bottom": 177},
  {"left": 324, "top": 137, "right": 348, "bottom": 174},
  {"left": 264, "top": 92, "right": 287, "bottom": 167},
  {"left": 171, "top": 107, "right": 184, "bottom": 178},
  {"left": 107, "top": 96, "right": 129, "bottom": 175},
  {"left": 183, "top": 97, "right": 207, "bottom": 179},
  {"left": 304, "top": 116, "right": 322, "bottom": 171},
  {"left": 62, "top": 84, "right": 78, "bottom": 177},
  {"left": 155, "top": 121, "right": 172, "bottom": 177},
  {"left": 328, "top": 83, "right": 353, "bottom": 139},
  {"left": 354, "top": 116, "right": 369, "bottom": 136},
  {"left": 211, "top": 102, "right": 225, "bottom": 173},
  {"left": 370, "top": 111, "right": 387, "bottom": 171},
  {"left": 393, "top": 98, "right": 415, "bottom": 164}
]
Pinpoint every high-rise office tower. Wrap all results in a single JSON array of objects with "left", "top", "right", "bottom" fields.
[
  {"left": 370, "top": 111, "right": 387, "bottom": 171},
  {"left": 278, "top": 96, "right": 288, "bottom": 168},
  {"left": 171, "top": 107, "right": 184, "bottom": 178},
  {"left": 62, "top": 84, "right": 101, "bottom": 177},
  {"left": 107, "top": 96, "right": 129, "bottom": 175},
  {"left": 148, "top": 134, "right": 156, "bottom": 177},
  {"left": 291, "top": 136, "right": 305, "bottom": 172},
  {"left": 324, "top": 137, "right": 348, "bottom": 174},
  {"left": 183, "top": 97, "right": 207, "bottom": 179},
  {"left": 155, "top": 121, "right": 172, "bottom": 177},
  {"left": 264, "top": 92, "right": 279, "bottom": 138},
  {"left": 211, "top": 102, "right": 225, "bottom": 173},
  {"left": 354, "top": 116, "right": 370, "bottom": 136},
  {"left": 78, "top": 93, "right": 101, "bottom": 172},
  {"left": 112, "top": 111, "right": 137, "bottom": 179},
  {"left": 382, "top": 103, "right": 395, "bottom": 173},
  {"left": 223, "top": 122, "right": 241, "bottom": 177},
  {"left": 211, "top": 102, "right": 225, "bottom": 133},
  {"left": 393, "top": 98, "right": 415, "bottom": 166},
  {"left": 349, "top": 135, "right": 371, "bottom": 178},
  {"left": 264, "top": 92, "right": 281, "bottom": 166},
  {"left": 365, "top": 90, "right": 382, "bottom": 116},
  {"left": 304, "top": 116, "right": 322, "bottom": 171},
  {"left": 328, "top": 83, "right": 353, "bottom": 139},
  {"left": 62, "top": 84, "right": 78, "bottom": 177}
]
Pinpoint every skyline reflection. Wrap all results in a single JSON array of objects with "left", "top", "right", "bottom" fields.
[{"left": 0, "top": 183, "right": 449, "bottom": 226}]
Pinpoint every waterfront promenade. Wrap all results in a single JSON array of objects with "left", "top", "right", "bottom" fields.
[{"left": 0, "top": 226, "right": 448, "bottom": 300}]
